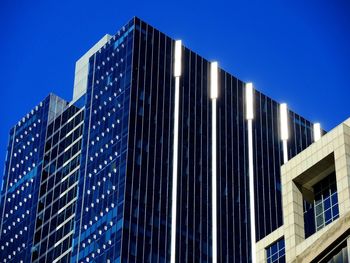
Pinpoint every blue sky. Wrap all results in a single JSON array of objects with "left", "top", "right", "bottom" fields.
[{"left": 1, "top": 0, "right": 350, "bottom": 181}]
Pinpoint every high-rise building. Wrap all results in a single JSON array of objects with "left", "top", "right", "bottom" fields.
[
  {"left": 0, "top": 95, "right": 69, "bottom": 263},
  {"left": 0, "top": 17, "right": 321, "bottom": 263}
]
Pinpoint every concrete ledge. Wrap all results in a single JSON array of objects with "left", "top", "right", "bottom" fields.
[{"left": 295, "top": 211, "right": 350, "bottom": 263}]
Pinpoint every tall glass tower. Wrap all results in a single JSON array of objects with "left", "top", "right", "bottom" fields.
[{"left": 0, "top": 17, "right": 320, "bottom": 263}]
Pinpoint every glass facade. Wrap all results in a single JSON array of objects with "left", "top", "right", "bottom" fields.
[
  {"left": 0, "top": 94, "right": 67, "bottom": 263},
  {"left": 71, "top": 19, "right": 134, "bottom": 263},
  {"left": 253, "top": 97, "right": 314, "bottom": 241},
  {"left": 120, "top": 19, "right": 174, "bottom": 263},
  {"left": 0, "top": 17, "right": 318, "bottom": 263},
  {"left": 266, "top": 238, "right": 285, "bottom": 263},
  {"left": 31, "top": 104, "right": 84, "bottom": 263}
]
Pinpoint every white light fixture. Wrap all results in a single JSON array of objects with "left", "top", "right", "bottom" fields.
[
  {"left": 210, "top": 61, "right": 218, "bottom": 263},
  {"left": 170, "top": 40, "right": 182, "bottom": 263},
  {"left": 246, "top": 82, "right": 256, "bottom": 263},
  {"left": 174, "top": 40, "right": 182, "bottom": 77},
  {"left": 313, "top": 123, "right": 321, "bottom": 142},
  {"left": 246, "top": 83, "right": 254, "bottom": 120},
  {"left": 280, "top": 103, "right": 289, "bottom": 164},
  {"left": 210, "top": 62, "right": 218, "bottom": 99},
  {"left": 280, "top": 103, "right": 289, "bottom": 140}
]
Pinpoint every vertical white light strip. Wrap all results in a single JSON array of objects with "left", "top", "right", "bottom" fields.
[
  {"left": 246, "top": 82, "right": 256, "bottom": 263},
  {"left": 174, "top": 40, "right": 182, "bottom": 78},
  {"left": 210, "top": 61, "right": 218, "bottom": 263},
  {"left": 246, "top": 83, "right": 254, "bottom": 120},
  {"left": 280, "top": 103, "right": 289, "bottom": 164},
  {"left": 170, "top": 40, "right": 182, "bottom": 263},
  {"left": 313, "top": 123, "right": 321, "bottom": 142},
  {"left": 282, "top": 140, "right": 288, "bottom": 164},
  {"left": 210, "top": 62, "right": 218, "bottom": 99}
]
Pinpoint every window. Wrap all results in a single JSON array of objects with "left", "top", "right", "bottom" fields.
[
  {"left": 314, "top": 172, "right": 339, "bottom": 231},
  {"left": 266, "top": 238, "right": 285, "bottom": 263}
]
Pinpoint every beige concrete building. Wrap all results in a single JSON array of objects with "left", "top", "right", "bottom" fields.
[{"left": 256, "top": 118, "right": 350, "bottom": 262}]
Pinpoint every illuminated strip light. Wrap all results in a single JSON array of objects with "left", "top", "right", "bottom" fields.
[
  {"left": 210, "top": 61, "right": 218, "bottom": 263},
  {"left": 246, "top": 82, "right": 256, "bottom": 263},
  {"left": 58, "top": 197, "right": 78, "bottom": 215},
  {"left": 64, "top": 135, "right": 83, "bottom": 152},
  {"left": 52, "top": 248, "right": 72, "bottom": 263},
  {"left": 280, "top": 103, "right": 289, "bottom": 164},
  {"left": 56, "top": 213, "right": 75, "bottom": 231},
  {"left": 246, "top": 83, "right": 254, "bottom": 120},
  {"left": 210, "top": 62, "right": 218, "bottom": 99},
  {"left": 59, "top": 182, "right": 78, "bottom": 199},
  {"left": 313, "top": 123, "right": 321, "bottom": 142},
  {"left": 61, "top": 165, "right": 80, "bottom": 183},
  {"left": 54, "top": 230, "right": 74, "bottom": 248},
  {"left": 174, "top": 40, "right": 182, "bottom": 78},
  {"left": 170, "top": 40, "right": 182, "bottom": 263}
]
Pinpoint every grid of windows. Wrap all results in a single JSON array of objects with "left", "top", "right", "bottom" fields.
[
  {"left": 314, "top": 172, "right": 339, "bottom": 232},
  {"left": 0, "top": 95, "right": 67, "bottom": 263},
  {"left": 31, "top": 104, "right": 83, "bottom": 263},
  {"left": 266, "top": 238, "right": 285, "bottom": 263},
  {"left": 303, "top": 172, "right": 339, "bottom": 238},
  {"left": 71, "top": 18, "right": 134, "bottom": 263}
]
